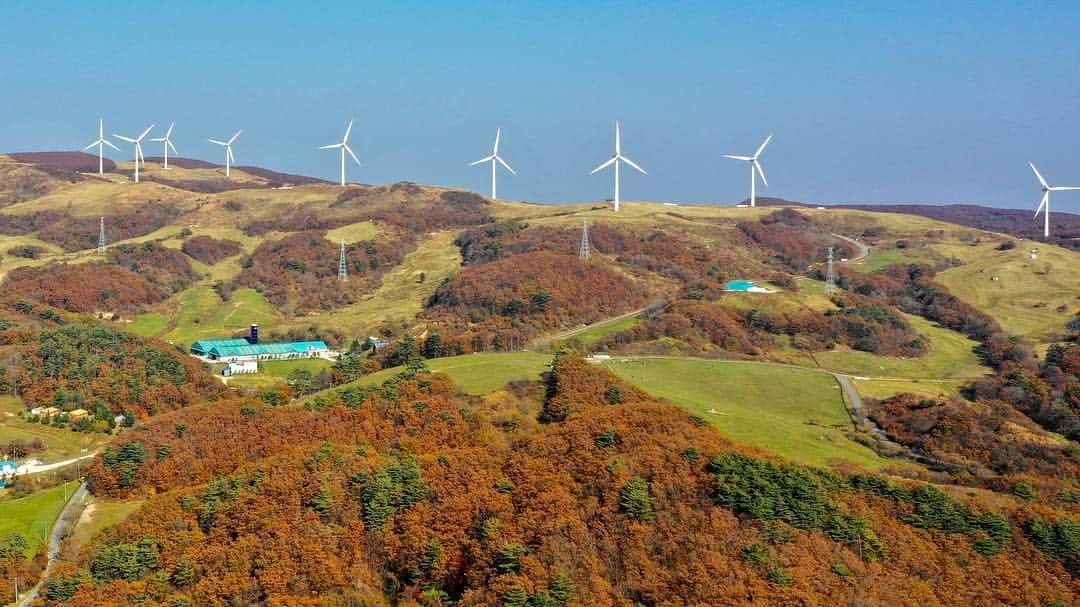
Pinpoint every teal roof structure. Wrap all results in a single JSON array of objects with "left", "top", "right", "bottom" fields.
[
  {"left": 207, "top": 341, "right": 329, "bottom": 358},
  {"left": 191, "top": 338, "right": 251, "bottom": 353}
]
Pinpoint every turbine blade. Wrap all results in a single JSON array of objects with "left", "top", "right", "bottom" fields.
[
  {"left": 590, "top": 156, "right": 617, "bottom": 174},
  {"left": 165, "top": 123, "right": 175, "bottom": 138},
  {"left": 115, "top": 134, "right": 136, "bottom": 143},
  {"left": 104, "top": 139, "right": 120, "bottom": 151},
  {"left": 615, "top": 121, "right": 621, "bottom": 155},
  {"left": 723, "top": 155, "right": 753, "bottom": 161},
  {"left": 1029, "top": 162, "right": 1049, "bottom": 189},
  {"left": 494, "top": 128, "right": 501, "bottom": 154},
  {"left": 755, "top": 133, "right": 774, "bottom": 158},
  {"left": 1034, "top": 191, "right": 1048, "bottom": 217},
  {"left": 755, "top": 160, "right": 768, "bottom": 186},
  {"left": 320, "top": 143, "right": 344, "bottom": 149},
  {"left": 343, "top": 119, "right": 353, "bottom": 143},
  {"left": 1050, "top": 186, "right": 1080, "bottom": 191},
  {"left": 168, "top": 141, "right": 178, "bottom": 154},
  {"left": 209, "top": 139, "right": 227, "bottom": 146},
  {"left": 229, "top": 130, "right": 243, "bottom": 144},
  {"left": 228, "top": 147, "right": 235, "bottom": 164},
  {"left": 621, "top": 155, "right": 648, "bottom": 175},
  {"left": 83, "top": 141, "right": 98, "bottom": 151},
  {"left": 344, "top": 144, "right": 361, "bottom": 166},
  {"left": 150, "top": 137, "right": 165, "bottom": 142},
  {"left": 138, "top": 124, "right": 156, "bottom": 141},
  {"left": 137, "top": 143, "right": 145, "bottom": 163},
  {"left": 496, "top": 155, "right": 516, "bottom": 175},
  {"left": 470, "top": 155, "right": 495, "bottom": 166}
]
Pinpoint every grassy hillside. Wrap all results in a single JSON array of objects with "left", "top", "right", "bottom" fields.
[
  {"left": 0, "top": 481, "right": 77, "bottom": 556},
  {"left": 602, "top": 358, "right": 889, "bottom": 469}
]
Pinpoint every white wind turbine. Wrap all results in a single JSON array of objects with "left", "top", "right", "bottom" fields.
[
  {"left": 82, "top": 118, "right": 119, "bottom": 175},
  {"left": 469, "top": 128, "right": 515, "bottom": 199},
  {"left": 1029, "top": 162, "right": 1080, "bottom": 239},
  {"left": 590, "top": 121, "right": 646, "bottom": 212},
  {"left": 113, "top": 123, "right": 156, "bottom": 183},
  {"left": 723, "top": 133, "right": 773, "bottom": 207},
  {"left": 209, "top": 130, "right": 243, "bottom": 177},
  {"left": 320, "top": 120, "right": 361, "bottom": 186},
  {"left": 150, "top": 123, "right": 178, "bottom": 169}
]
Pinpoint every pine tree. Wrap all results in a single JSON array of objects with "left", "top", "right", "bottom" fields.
[{"left": 620, "top": 476, "right": 654, "bottom": 521}]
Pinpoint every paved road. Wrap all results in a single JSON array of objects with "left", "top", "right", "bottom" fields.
[
  {"left": 832, "top": 233, "right": 870, "bottom": 262},
  {"left": 16, "top": 454, "right": 96, "bottom": 476},
  {"left": 16, "top": 482, "right": 89, "bottom": 607}
]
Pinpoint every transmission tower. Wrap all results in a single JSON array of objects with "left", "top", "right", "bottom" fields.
[
  {"left": 338, "top": 240, "right": 348, "bottom": 281},
  {"left": 97, "top": 216, "right": 106, "bottom": 255},
  {"left": 579, "top": 219, "right": 591, "bottom": 259},
  {"left": 825, "top": 246, "right": 837, "bottom": 295}
]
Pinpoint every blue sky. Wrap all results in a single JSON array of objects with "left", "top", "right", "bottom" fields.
[{"left": 1, "top": 1, "right": 1079, "bottom": 209}]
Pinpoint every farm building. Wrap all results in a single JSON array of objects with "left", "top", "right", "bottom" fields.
[
  {"left": 204, "top": 341, "right": 331, "bottom": 362},
  {"left": 190, "top": 324, "right": 331, "bottom": 363}
]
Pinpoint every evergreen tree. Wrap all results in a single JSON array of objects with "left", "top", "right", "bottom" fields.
[{"left": 620, "top": 476, "right": 654, "bottom": 521}]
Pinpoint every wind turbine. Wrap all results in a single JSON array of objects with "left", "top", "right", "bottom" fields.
[
  {"left": 82, "top": 118, "right": 119, "bottom": 175},
  {"left": 113, "top": 124, "right": 156, "bottom": 183},
  {"left": 590, "top": 121, "right": 646, "bottom": 212},
  {"left": 320, "top": 120, "right": 361, "bottom": 186},
  {"left": 150, "top": 123, "right": 178, "bottom": 169},
  {"left": 723, "top": 133, "right": 773, "bottom": 207},
  {"left": 469, "top": 128, "right": 515, "bottom": 199},
  {"left": 209, "top": 130, "right": 243, "bottom": 177},
  {"left": 1029, "top": 162, "right": 1080, "bottom": 239}
]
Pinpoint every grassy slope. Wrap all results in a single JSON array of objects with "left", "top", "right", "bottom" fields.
[
  {"left": 65, "top": 498, "right": 143, "bottom": 559},
  {"left": 340, "top": 353, "right": 552, "bottom": 396},
  {"left": 602, "top": 358, "right": 888, "bottom": 470},
  {"left": 935, "top": 240, "right": 1078, "bottom": 343},
  {"left": 0, "top": 482, "right": 78, "bottom": 556},
  {"left": 225, "top": 358, "right": 334, "bottom": 390}
]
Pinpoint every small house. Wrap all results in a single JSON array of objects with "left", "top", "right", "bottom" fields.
[{"left": 67, "top": 409, "right": 90, "bottom": 421}]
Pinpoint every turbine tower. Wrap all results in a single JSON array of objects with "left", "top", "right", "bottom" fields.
[
  {"left": 469, "top": 128, "right": 516, "bottom": 199},
  {"left": 338, "top": 241, "right": 348, "bottom": 281},
  {"left": 209, "top": 130, "right": 243, "bottom": 177},
  {"left": 579, "top": 219, "right": 591, "bottom": 259},
  {"left": 723, "top": 133, "right": 773, "bottom": 207},
  {"left": 825, "top": 246, "right": 837, "bottom": 295},
  {"left": 150, "top": 123, "right": 178, "bottom": 169},
  {"left": 590, "top": 121, "right": 647, "bottom": 213},
  {"left": 114, "top": 124, "right": 156, "bottom": 183},
  {"left": 98, "top": 216, "right": 107, "bottom": 255},
  {"left": 1029, "top": 162, "right": 1080, "bottom": 239},
  {"left": 82, "top": 118, "right": 119, "bottom": 175},
  {"left": 320, "top": 120, "right": 361, "bottom": 186}
]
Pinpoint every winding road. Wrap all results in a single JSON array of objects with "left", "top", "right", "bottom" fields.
[
  {"left": 832, "top": 233, "right": 871, "bottom": 263},
  {"left": 15, "top": 482, "right": 88, "bottom": 606}
]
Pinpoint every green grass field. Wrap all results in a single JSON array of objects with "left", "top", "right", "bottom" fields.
[
  {"left": 0, "top": 482, "right": 78, "bottom": 556},
  {"left": 328, "top": 352, "right": 551, "bottom": 396},
  {"left": 226, "top": 358, "right": 334, "bottom": 389},
  {"left": 849, "top": 377, "right": 963, "bottom": 402},
  {"left": 154, "top": 287, "right": 280, "bottom": 347},
  {"left": 781, "top": 314, "right": 990, "bottom": 380},
  {"left": 564, "top": 314, "right": 644, "bottom": 347},
  {"left": 602, "top": 358, "right": 888, "bottom": 469}
]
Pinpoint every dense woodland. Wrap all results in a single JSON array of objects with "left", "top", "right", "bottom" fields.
[
  {"left": 33, "top": 356, "right": 1077, "bottom": 606},
  {"left": 424, "top": 250, "right": 650, "bottom": 351},
  {"left": 180, "top": 235, "right": 242, "bottom": 265},
  {"left": 5, "top": 242, "right": 197, "bottom": 314},
  {"left": 234, "top": 229, "right": 418, "bottom": 316}
]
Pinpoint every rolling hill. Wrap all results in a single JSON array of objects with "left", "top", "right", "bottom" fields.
[{"left": 0, "top": 152, "right": 1077, "bottom": 606}]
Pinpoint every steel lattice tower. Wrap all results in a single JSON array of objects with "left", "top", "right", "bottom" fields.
[
  {"left": 825, "top": 246, "right": 837, "bottom": 295},
  {"left": 97, "top": 216, "right": 106, "bottom": 255},
  {"left": 338, "top": 240, "right": 348, "bottom": 281},
  {"left": 579, "top": 219, "right": 591, "bottom": 259}
]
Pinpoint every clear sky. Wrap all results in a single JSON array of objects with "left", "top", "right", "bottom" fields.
[{"left": 2, "top": 1, "right": 1079, "bottom": 209}]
